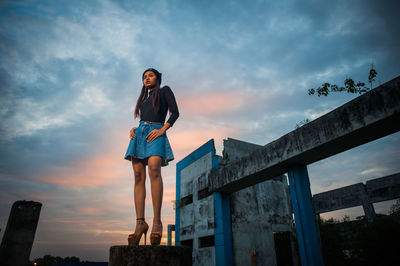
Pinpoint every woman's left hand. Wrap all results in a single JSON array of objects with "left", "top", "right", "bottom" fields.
[{"left": 146, "top": 129, "right": 165, "bottom": 142}]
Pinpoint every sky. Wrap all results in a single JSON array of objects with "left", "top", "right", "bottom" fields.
[{"left": 1, "top": 0, "right": 400, "bottom": 262}]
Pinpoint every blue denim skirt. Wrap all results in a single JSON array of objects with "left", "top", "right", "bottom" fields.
[{"left": 124, "top": 121, "right": 174, "bottom": 166}]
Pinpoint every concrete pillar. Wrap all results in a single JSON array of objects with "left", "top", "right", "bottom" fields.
[
  {"left": 362, "top": 202, "right": 376, "bottom": 222},
  {"left": 109, "top": 245, "right": 192, "bottom": 266},
  {"left": 361, "top": 184, "right": 376, "bottom": 222},
  {"left": 167, "top": 225, "right": 175, "bottom": 246},
  {"left": 0, "top": 200, "right": 42, "bottom": 266},
  {"left": 288, "top": 165, "right": 324, "bottom": 266}
]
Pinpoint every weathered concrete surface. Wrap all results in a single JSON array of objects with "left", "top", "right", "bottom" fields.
[
  {"left": 224, "top": 138, "right": 299, "bottom": 266},
  {"left": 313, "top": 183, "right": 367, "bottom": 213},
  {"left": 222, "top": 137, "right": 262, "bottom": 163},
  {"left": 179, "top": 150, "right": 216, "bottom": 265},
  {"left": 0, "top": 200, "right": 42, "bottom": 266},
  {"left": 230, "top": 176, "right": 296, "bottom": 266},
  {"left": 313, "top": 172, "right": 400, "bottom": 214},
  {"left": 210, "top": 75, "right": 400, "bottom": 193},
  {"left": 109, "top": 245, "right": 192, "bottom": 266},
  {"left": 176, "top": 138, "right": 300, "bottom": 266},
  {"left": 366, "top": 172, "right": 400, "bottom": 202},
  {"left": 312, "top": 182, "right": 376, "bottom": 221}
]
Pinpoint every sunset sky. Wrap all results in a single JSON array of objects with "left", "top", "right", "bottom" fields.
[{"left": 1, "top": 0, "right": 400, "bottom": 262}]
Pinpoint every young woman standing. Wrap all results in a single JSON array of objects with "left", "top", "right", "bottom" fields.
[{"left": 124, "top": 68, "right": 179, "bottom": 245}]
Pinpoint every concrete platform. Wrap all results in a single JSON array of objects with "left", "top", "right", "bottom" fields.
[{"left": 109, "top": 245, "right": 192, "bottom": 266}]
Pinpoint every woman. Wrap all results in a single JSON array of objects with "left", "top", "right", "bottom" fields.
[{"left": 124, "top": 68, "right": 179, "bottom": 245}]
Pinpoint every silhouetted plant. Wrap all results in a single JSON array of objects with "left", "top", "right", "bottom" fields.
[
  {"left": 295, "top": 118, "right": 311, "bottom": 129},
  {"left": 31, "top": 254, "right": 80, "bottom": 266},
  {"left": 389, "top": 199, "right": 400, "bottom": 215},
  {"left": 308, "top": 65, "right": 378, "bottom": 97}
]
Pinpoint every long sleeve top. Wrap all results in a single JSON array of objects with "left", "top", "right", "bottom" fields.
[{"left": 139, "top": 85, "right": 179, "bottom": 127}]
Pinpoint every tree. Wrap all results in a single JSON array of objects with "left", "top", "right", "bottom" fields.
[
  {"left": 308, "top": 65, "right": 378, "bottom": 97},
  {"left": 389, "top": 199, "right": 400, "bottom": 215},
  {"left": 31, "top": 254, "right": 80, "bottom": 266},
  {"left": 318, "top": 216, "right": 400, "bottom": 266},
  {"left": 296, "top": 65, "right": 378, "bottom": 128}
]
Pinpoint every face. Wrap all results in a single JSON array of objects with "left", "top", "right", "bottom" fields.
[{"left": 143, "top": 71, "right": 158, "bottom": 88}]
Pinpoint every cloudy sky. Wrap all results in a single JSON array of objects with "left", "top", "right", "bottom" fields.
[{"left": 1, "top": 0, "right": 399, "bottom": 261}]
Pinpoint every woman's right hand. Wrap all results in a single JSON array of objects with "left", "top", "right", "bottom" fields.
[{"left": 129, "top": 127, "right": 137, "bottom": 140}]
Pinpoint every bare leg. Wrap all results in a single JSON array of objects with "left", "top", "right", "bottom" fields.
[
  {"left": 132, "top": 158, "right": 146, "bottom": 233},
  {"left": 147, "top": 155, "right": 163, "bottom": 227}
]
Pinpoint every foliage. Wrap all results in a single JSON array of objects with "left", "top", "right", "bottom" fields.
[
  {"left": 318, "top": 216, "right": 400, "bottom": 266},
  {"left": 30, "top": 254, "right": 80, "bottom": 266},
  {"left": 389, "top": 198, "right": 400, "bottom": 215},
  {"left": 295, "top": 118, "right": 311, "bottom": 129},
  {"left": 298, "top": 65, "right": 378, "bottom": 128},
  {"left": 308, "top": 66, "right": 378, "bottom": 97}
]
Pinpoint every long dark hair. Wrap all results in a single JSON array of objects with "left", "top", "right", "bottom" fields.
[{"left": 134, "top": 69, "right": 161, "bottom": 118}]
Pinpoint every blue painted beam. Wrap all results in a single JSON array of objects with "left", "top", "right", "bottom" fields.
[{"left": 288, "top": 165, "right": 324, "bottom": 266}]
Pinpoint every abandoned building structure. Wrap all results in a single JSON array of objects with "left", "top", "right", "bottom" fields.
[
  {"left": 173, "top": 75, "right": 400, "bottom": 266},
  {"left": 176, "top": 138, "right": 298, "bottom": 266}
]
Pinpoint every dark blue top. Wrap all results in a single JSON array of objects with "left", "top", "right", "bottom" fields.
[{"left": 139, "top": 86, "right": 179, "bottom": 127}]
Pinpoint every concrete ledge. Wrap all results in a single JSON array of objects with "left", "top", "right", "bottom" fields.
[
  {"left": 209, "top": 75, "right": 400, "bottom": 193},
  {"left": 109, "top": 245, "right": 192, "bottom": 266}
]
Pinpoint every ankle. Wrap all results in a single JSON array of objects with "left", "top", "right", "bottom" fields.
[
  {"left": 136, "top": 218, "right": 146, "bottom": 225},
  {"left": 153, "top": 219, "right": 161, "bottom": 224}
]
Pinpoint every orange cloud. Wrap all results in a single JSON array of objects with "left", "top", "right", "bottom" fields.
[
  {"left": 37, "top": 124, "right": 131, "bottom": 188},
  {"left": 169, "top": 125, "right": 236, "bottom": 159},
  {"left": 37, "top": 152, "right": 127, "bottom": 187},
  {"left": 178, "top": 91, "right": 247, "bottom": 116},
  {"left": 75, "top": 206, "right": 105, "bottom": 215}
]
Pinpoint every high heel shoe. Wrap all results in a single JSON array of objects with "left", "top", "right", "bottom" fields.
[
  {"left": 128, "top": 218, "right": 149, "bottom": 245},
  {"left": 150, "top": 221, "right": 163, "bottom": 245}
]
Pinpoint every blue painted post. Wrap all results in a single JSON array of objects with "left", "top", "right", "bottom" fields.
[
  {"left": 214, "top": 192, "right": 233, "bottom": 266},
  {"left": 288, "top": 165, "right": 324, "bottom": 266},
  {"left": 175, "top": 165, "right": 182, "bottom": 246},
  {"left": 167, "top": 224, "right": 175, "bottom": 246},
  {"left": 211, "top": 145, "right": 233, "bottom": 266}
]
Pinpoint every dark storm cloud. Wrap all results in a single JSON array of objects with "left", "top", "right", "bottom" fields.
[{"left": 165, "top": 0, "right": 400, "bottom": 87}]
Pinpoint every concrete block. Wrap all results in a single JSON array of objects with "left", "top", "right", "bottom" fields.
[{"left": 109, "top": 245, "right": 192, "bottom": 266}]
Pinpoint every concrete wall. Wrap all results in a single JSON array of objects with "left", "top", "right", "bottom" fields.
[
  {"left": 177, "top": 138, "right": 297, "bottom": 266},
  {"left": 223, "top": 138, "right": 296, "bottom": 266},
  {"left": 230, "top": 175, "right": 294, "bottom": 266},
  {"left": 179, "top": 150, "right": 216, "bottom": 266}
]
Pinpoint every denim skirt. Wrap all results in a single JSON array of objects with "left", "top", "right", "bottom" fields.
[{"left": 124, "top": 121, "right": 174, "bottom": 166}]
